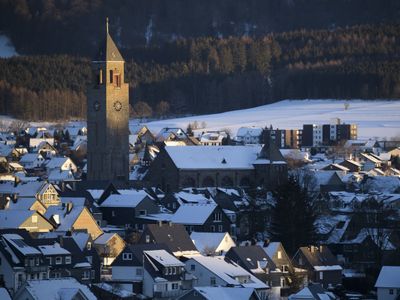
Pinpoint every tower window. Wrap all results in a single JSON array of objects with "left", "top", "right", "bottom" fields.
[
  {"left": 109, "top": 70, "right": 113, "bottom": 83},
  {"left": 97, "top": 69, "right": 103, "bottom": 85}
]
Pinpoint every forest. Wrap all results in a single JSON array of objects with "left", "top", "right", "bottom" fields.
[{"left": 0, "top": 23, "right": 399, "bottom": 121}]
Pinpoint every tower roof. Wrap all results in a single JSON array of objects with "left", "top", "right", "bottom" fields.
[
  {"left": 258, "top": 140, "right": 286, "bottom": 162},
  {"left": 95, "top": 18, "right": 124, "bottom": 62}
]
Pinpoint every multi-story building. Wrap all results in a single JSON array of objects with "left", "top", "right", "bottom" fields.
[
  {"left": 262, "top": 128, "right": 302, "bottom": 149},
  {"left": 301, "top": 119, "right": 357, "bottom": 147}
]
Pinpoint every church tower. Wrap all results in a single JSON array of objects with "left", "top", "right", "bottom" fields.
[{"left": 87, "top": 19, "right": 129, "bottom": 182}]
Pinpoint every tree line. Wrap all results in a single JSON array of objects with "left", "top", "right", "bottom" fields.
[{"left": 0, "top": 24, "right": 400, "bottom": 120}]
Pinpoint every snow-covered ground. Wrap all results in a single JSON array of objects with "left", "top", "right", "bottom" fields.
[
  {"left": 0, "top": 99, "right": 399, "bottom": 140},
  {"left": 0, "top": 34, "right": 18, "bottom": 58},
  {"left": 144, "top": 99, "right": 400, "bottom": 140}
]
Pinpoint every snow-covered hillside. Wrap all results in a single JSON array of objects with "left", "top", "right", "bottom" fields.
[
  {"left": 0, "top": 34, "right": 18, "bottom": 58},
  {"left": 144, "top": 100, "right": 400, "bottom": 140}
]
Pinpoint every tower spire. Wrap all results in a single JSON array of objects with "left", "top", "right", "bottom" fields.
[{"left": 106, "top": 17, "right": 109, "bottom": 34}]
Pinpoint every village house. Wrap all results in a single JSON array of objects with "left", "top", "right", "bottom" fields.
[
  {"left": 94, "top": 232, "right": 125, "bottom": 266},
  {"left": 99, "top": 191, "right": 160, "bottom": 229},
  {"left": 199, "top": 131, "right": 228, "bottom": 146},
  {"left": 142, "top": 249, "right": 191, "bottom": 299},
  {"left": 235, "top": 127, "right": 263, "bottom": 144},
  {"left": 375, "top": 266, "right": 400, "bottom": 300},
  {"left": 185, "top": 255, "right": 269, "bottom": 300},
  {"left": 111, "top": 243, "right": 169, "bottom": 294},
  {"left": 292, "top": 246, "right": 342, "bottom": 288}
]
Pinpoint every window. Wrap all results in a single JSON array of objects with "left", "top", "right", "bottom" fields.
[
  {"left": 65, "top": 256, "right": 71, "bottom": 264},
  {"left": 139, "top": 210, "right": 147, "bottom": 216},
  {"left": 53, "top": 272, "right": 61, "bottom": 278},
  {"left": 82, "top": 270, "right": 90, "bottom": 280},
  {"left": 299, "top": 257, "right": 303, "bottom": 265},
  {"left": 41, "top": 272, "right": 47, "bottom": 280},
  {"left": 123, "top": 253, "right": 133, "bottom": 260},
  {"left": 214, "top": 212, "right": 222, "bottom": 221},
  {"left": 173, "top": 267, "right": 176, "bottom": 275},
  {"left": 46, "top": 257, "right": 52, "bottom": 265},
  {"left": 171, "top": 283, "right": 178, "bottom": 290},
  {"left": 109, "top": 70, "right": 114, "bottom": 83},
  {"left": 32, "top": 215, "right": 38, "bottom": 223},
  {"left": 210, "top": 277, "right": 216, "bottom": 286},
  {"left": 389, "top": 289, "right": 394, "bottom": 295},
  {"left": 218, "top": 225, "right": 223, "bottom": 232},
  {"left": 112, "top": 210, "right": 116, "bottom": 217},
  {"left": 145, "top": 235, "right": 150, "bottom": 243},
  {"left": 190, "top": 264, "right": 195, "bottom": 271},
  {"left": 91, "top": 270, "right": 95, "bottom": 279},
  {"left": 319, "top": 272, "right": 323, "bottom": 280},
  {"left": 277, "top": 251, "right": 282, "bottom": 259},
  {"left": 87, "top": 242, "right": 92, "bottom": 250},
  {"left": 55, "top": 257, "right": 62, "bottom": 265}
]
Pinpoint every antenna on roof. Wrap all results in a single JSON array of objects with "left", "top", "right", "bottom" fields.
[{"left": 106, "top": 17, "right": 109, "bottom": 34}]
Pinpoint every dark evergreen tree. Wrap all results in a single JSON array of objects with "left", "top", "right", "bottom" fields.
[{"left": 269, "top": 176, "right": 316, "bottom": 255}]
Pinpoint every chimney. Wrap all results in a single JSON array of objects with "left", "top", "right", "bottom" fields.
[
  {"left": 66, "top": 202, "right": 73, "bottom": 213},
  {"left": 263, "top": 239, "right": 270, "bottom": 248},
  {"left": 158, "top": 220, "right": 162, "bottom": 227}
]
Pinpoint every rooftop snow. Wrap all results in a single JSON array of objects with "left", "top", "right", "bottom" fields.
[
  {"left": 375, "top": 266, "right": 400, "bottom": 288},
  {"left": 144, "top": 249, "right": 185, "bottom": 267},
  {"left": 38, "top": 244, "right": 71, "bottom": 256},
  {"left": 171, "top": 203, "right": 217, "bottom": 225},
  {"left": 165, "top": 145, "right": 262, "bottom": 170},
  {"left": 100, "top": 193, "right": 148, "bottom": 208}
]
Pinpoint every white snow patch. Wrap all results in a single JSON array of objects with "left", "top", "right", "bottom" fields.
[{"left": 0, "top": 34, "right": 18, "bottom": 58}]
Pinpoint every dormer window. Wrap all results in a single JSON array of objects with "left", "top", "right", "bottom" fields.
[
  {"left": 97, "top": 69, "right": 103, "bottom": 85},
  {"left": 122, "top": 253, "right": 132, "bottom": 260}
]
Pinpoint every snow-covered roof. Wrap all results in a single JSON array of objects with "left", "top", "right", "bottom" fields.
[
  {"left": 19, "top": 153, "right": 43, "bottom": 163},
  {"left": 94, "top": 233, "right": 117, "bottom": 245},
  {"left": 175, "top": 191, "right": 214, "bottom": 204},
  {"left": 0, "top": 288, "right": 11, "bottom": 300},
  {"left": 38, "top": 243, "right": 71, "bottom": 256},
  {"left": 314, "top": 265, "right": 342, "bottom": 271},
  {"left": 165, "top": 145, "right": 262, "bottom": 170},
  {"left": 192, "top": 287, "right": 256, "bottom": 300},
  {"left": 2, "top": 233, "right": 41, "bottom": 255},
  {"left": 189, "top": 255, "right": 268, "bottom": 289},
  {"left": 100, "top": 192, "right": 148, "bottom": 208},
  {"left": 22, "top": 278, "right": 97, "bottom": 300},
  {"left": 6, "top": 197, "right": 38, "bottom": 210},
  {"left": 262, "top": 242, "right": 280, "bottom": 259},
  {"left": 375, "top": 266, "right": 400, "bottom": 288},
  {"left": 363, "top": 176, "right": 400, "bottom": 193},
  {"left": 48, "top": 169, "right": 74, "bottom": 182},
  {"left": 86, "top": 189, "right": 104, "bottom": 201},
  {"left": 144, "top": 249, "right": 185, "bottom": 267},
  {"left": 236, "top": 127, "right": 263, "bottom": 137},
  {"left": 44, "top": 205, "right": 85, "bottom": 232},
  {"left": 71, "top": 232, "right": 90, "bottom": 251},
  {"left": 0, "top": 210, "right": 36, "bottom": 229},
  {"left": 171, "top": 203, "right": 217, "bottom": 225},
  {"left": 191, "top": 232, "right": 234, "bottom": 254},
  {"left": 45, "top": 157, "right": 74, "bottom": 170}
]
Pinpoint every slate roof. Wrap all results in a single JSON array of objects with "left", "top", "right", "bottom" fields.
[
  {"left": 225, "top": 245, "right": 275, "bottom": 273},
  {"left": 297, "top": 246, "right": 340, "bottom": 267},
  {"left": 95, "top": 24, "right": 124, "bottom": 62},
  {"left": 142, "top": 223, "right": 197, "bottom": 254}
]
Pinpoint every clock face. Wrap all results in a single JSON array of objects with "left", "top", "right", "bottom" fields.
[
  {"left": 114, "top": 101, "right": 122, "bottom": 111},
  {"left": 93, "top": 101, "right": 100, "bottom": 111}
]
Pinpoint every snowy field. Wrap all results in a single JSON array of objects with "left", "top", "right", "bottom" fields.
[
  {"left": 0, "top": 99, "right": 399, "bottom": 140},
  {"left": 0, "top": 34, "right": 18, "bottom": 58},
  {"left": 144, "top": 99, "right": 400, "bottom": 140}
]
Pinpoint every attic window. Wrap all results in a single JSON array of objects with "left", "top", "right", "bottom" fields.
[
  {"left": 221, "top": 158, "right": 227, "bottom": 164},
  {"left": 123, "top": 253, "right": 132, "bottom": 260}
]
